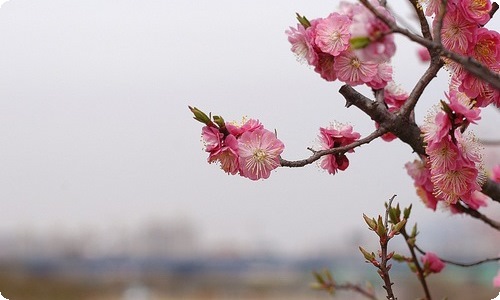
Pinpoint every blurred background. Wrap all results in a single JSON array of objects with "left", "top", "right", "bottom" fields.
[{"left": 0, "top": 0, "right": 499, "bottom": 299}]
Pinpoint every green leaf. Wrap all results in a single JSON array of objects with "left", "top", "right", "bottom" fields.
[
  {"left": 359, "top": 246, "right": 375, "bottom": 262},
  {"left": 212, "top": 115, "right": 225, "bottom": 129},
  {"left": 363, "top": 214, "right": 377, "bottom": 231},
  {"left": 350, "top": 37, "right": 371, "bottom": 49},
  {"left": 189, "top": 106, "right": 212, "bottom": 125},
  {"left": 403, "top": 204, "right": 412, "bottom": 219},
  {"left": 295, "top": 13, "right": 311, "bottom": 28}
]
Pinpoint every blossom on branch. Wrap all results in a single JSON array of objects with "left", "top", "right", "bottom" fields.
[
  {"left": 317, "top": 124, "right": 360, "bottom": 175},
  {"left": 238, "top": 128, "right": 285, "bottom": 180},
  {"left": 192, "top": 107, "right": 284, "bottom": 180},
  {"left": 421, "top": 252, "right": 446, "bottom": 275}
]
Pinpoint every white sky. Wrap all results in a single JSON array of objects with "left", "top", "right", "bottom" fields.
[{"left": 0, "top": 0, "right": 498, "bottom": 256}]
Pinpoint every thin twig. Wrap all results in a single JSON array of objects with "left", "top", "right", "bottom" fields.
[
  {"left": 408, "top": 0, "right": 433, "bottom": 40},
  {"left": 336, "top": 283, "right": 378, "bottom": 300},
  {"left": 400, "top": 228, "right": 432, "bottom": 300},
  {"left": 432, "top": 0, "right": 448, "bottom": 46},
  {"left": 380, "top": 197, "right": 397, "bottom": 300},
  {"left": 280, "top": 128, "right": 386, "bottom": 168},
  {"left": 452, "top": 203, "right": 500, "bottom": 230},
  {"left": 414, "top": 244, "right": 500, "bottom": 267}
]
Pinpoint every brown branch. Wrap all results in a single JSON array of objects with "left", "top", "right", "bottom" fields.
[
  {"left": 339, "top": 85, "right": 426, "bottom": 155},
  {"left": 280, "top": 128, "right": 386, "bottom": 168},
  {"left": 480, "top": 139, "right": 500, "bottom": 146},
  {"left": 452, "top": 203, "right": 500, "bottom": 230},
  {"left": 335, "top": 283, "right": 377, "bottom": 300},
  {"left": 408, "top": 0, "right": 433, "bottom": 40},
  {"left": 359, "top": 0, "right": 500, "bottom": 90},
  {"left": 432, "top": 0, "right": 447, "bottom": 46},
  {"left": 400, "top": 228, "right": 432, "bottom": 300},
  {"left": 380, "top": 196, "right": 397, "bottom": 300},
  {"left": 399, "top": 60, "right": 444, "bottom": 117},
  {"left": 414, "top": 244, "right": 500, "bottom": 267}
]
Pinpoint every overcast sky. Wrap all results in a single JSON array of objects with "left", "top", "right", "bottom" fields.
[{"left": 0, "top": 0, "right": 498, "bottom": 256}]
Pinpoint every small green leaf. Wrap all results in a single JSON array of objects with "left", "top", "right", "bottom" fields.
[
  {"left": 363, "top": 214, "right": 377, "bottom": 231},
  {"left": 189, "top": 106, "right": 212, "bottom": 125},
  {"left": 403, "top": 204, "right": 412, "bottom": 219},
  {"left": 359, "top": 246, "right": 375, "bottom": 262},
  {"left": 393, "top": 219, "right": 407, "bottom": 234},
  {"left": 295, "top": 13, "right": 311, "bottom": 28},
  {"left": 350, "top": 36, "right": 371, "bottom": 49}
]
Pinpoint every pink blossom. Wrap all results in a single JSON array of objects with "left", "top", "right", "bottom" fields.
[
  {"left": 458, "top": 0, "right": 492, "bottom": 26},
  {"left": 286, "top": 24, "right": 318, "bottom": 66},
  {"left": 226, "top": 118, "right": 263, "bottom": 138},
  {"left": 350, "top": 2, "right": 396, "bottom": 62},
  {"left": 384, "top": 82, "right": 408, "bottom": 109},
  {"left": 314, "top": 52, "right": 337, "bottom": 81},
  {"left": 421, "top": 252, "right": 445, "bottom": 274},
  {"left": 493, "top": 270, "right": 500, "bottom": 287},
  {"left": 366, "top": 62, "right": 393, "bottom": 90},
  {"left": 207, "top": 134, "right": 240, "bottom": 175},
  {"left": 314, "top": 13, "right": 351, "bottom": 57},
  {"left": 432, "top": 163, "right": 480, "bottom": 204},
  {"left": 439, "top": 6, "right": 476, "bottom": 55},
  {"left": 202, "top": 125, "right": 223, "bottom": 153},
  {"left": 334, "top": 50, "right": 378, "bottom": 86},
  {"left": 405, "top": 159, "right": 439, "bottom": 210},
  {"left": 447, "top": 89, "right": 481, "bottom": 125},
  {"left": 421, "top": 110, "right": 452, "bottom": 150},
  {"left": 318, "top": 124, "right": 360, "bottom": 175},
  {"left": 469, "top": 28, "right": 500, "bottom": 68},
  {"left": 238, "top": 128, "right": 284, "bottom": 180},
  {"left": 462, "top": 190, "right": 489, "bottom": 210},
  {"left": 417, "top": 47, "right": 431, "bottom": 62}
]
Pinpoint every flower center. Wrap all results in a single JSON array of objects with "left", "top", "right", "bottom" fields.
[
  {"left": 350, "top": 57, "right": 361, "bottom": 69},
  {"left": 253, "top": 149, "right": 268, "bottom": 162}
]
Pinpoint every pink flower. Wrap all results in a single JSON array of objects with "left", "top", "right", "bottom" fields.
[
  {"left": 314, "top": 52, "right": 337, "bottom": 81},
  {"left": 421, "top": 252, "right": 445, "bottom": 274},
  {"left": 492, "top": 164, "right": 500, "bottom": 182},
  {"left": 367, "top": 62, "right": 393, "bottom": 90},
  {"left": 439, "top": 6, "right": 476, "bottom": 55},
  {"left": 447, "top": 89, "right": 481, "bottom": 125},
  {"left": 462, "top": 190, "right": 488, "bottom": 210},
  {"left": 226, "top": 118, "right": 263, "bottom": 138},
  {"left": 384, "top": 82, "right": 408, "bottom": 109},
  {"left": 421, "top": 110, "right": 452, "bottom": 150},
  {"left": 493, "top": 270, "right": 500, "bottom": 287},
  {"left": 286, "top": 24, "right": 318, "bottom": 65},
  {"left": 314, "top": 13, "right": 351, "bottom": 57},
  {"left": 417, "top": 47, "right": 431, "bottom": 62},
  {"left": 469, "top": 28, "right": 500, "bottom": 68},
  {"left": 207, "top": 134, "right": 240, "bottom": 175},
  {"left": 318, "top": 124, "right": 360, "bottom": 175},
  {"left": 459, "top": 0, "right": 492, "bottom": 26},
  {"left": 334, "top": 50, "right": 378, "bottom": 86},
  {"left": 238, "top": 128, "right": 284, "bottom": 180},
  {"left": 405, "top": 159, "right": 439, "bottom": 210},
  {"left": 350, "top": 2, "right": 396, "bottom": 62},
  {"left": 202, "top": 125, "right": 223, "bottom": 153}
]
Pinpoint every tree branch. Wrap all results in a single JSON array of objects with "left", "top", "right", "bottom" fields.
[
  {"left": 359, "top": 0, "right": 500, "bottom": 90},
  {"left": 280, "top": 128, "right": 386, "bottom": 168},
  {"left": 452, "top": 202, "right": 500, "bottom": 230},
  {"left": 414, "top": 244, "right": 500, "bottom": 267},
  {"left": 400, "top": 228, "right": 432, "bottom": 300}
]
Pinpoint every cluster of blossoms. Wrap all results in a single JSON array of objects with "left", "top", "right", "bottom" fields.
[
  {"left": 286, "top": 0, "right": 395, "bottom": 87},
  {"left": 406, "top": 88, "right": 489, "bottom": 210},
  {"left": 317, "top": 123, "right": 361, "bottom": 175},
  {"left": 425, "top": 0, "right": 500, "bottom": 108},
  {"left": 190, "top": 107, "right": 284, "bottom": 181}
]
